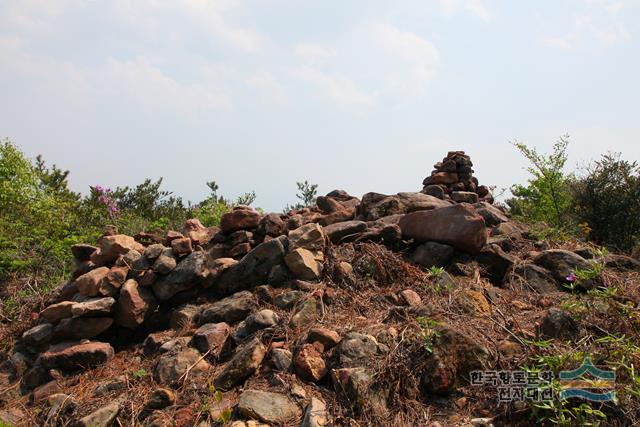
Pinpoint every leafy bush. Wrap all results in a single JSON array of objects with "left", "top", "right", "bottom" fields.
[
  {"left": 571, "top": 153, "right": 640, "bottom": 251},
  {"left": 507, "top": 136, "right": 573, "bottom": 229}
]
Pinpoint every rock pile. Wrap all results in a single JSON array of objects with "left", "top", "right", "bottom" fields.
[
  {"left": 3, "top": 151, "right": 640, "bottom": 426},
  {"left": 422, "top": 151, "right": 493, "bottom": 204}
]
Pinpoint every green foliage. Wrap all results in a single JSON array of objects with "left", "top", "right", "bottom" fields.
[
  {"left": 507, "top": 136, "right": 573, "bottom": 229},
  {"left": 572, "top": 153, "right": 640, "bottom": 251},
  {"left": 427, "top": 266, "right": 445, "bottom": 278},
  {"left": 132, "top": 369, "right": 148, "bottom": 379},
  {"left": 416, "top": 316, "right": 441, "bottom": 354},
  {"left": 194, "top": 197, "right": 231, "bottom": 227},
  {"left": 236, "top": 190, "right": 256, "bottom": 206}
]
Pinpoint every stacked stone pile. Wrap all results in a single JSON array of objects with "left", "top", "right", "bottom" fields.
[
  {"left": 5, "top": 151, "right": 640, "bottom": 426},
  {"left": 422, "top": 150, "right": 493, "bottom": 204}
]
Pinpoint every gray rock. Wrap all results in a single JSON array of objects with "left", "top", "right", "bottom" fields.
[
  {"left": 289, "top": 298, "right": 317, "bottom": 329},
  {"left": 336, "top": 332, "right": 379, "bottom": 368},
  {"left": 539, "top": 308, "right": 580, "bottom": 341},
  {"left": 475, "top": 244, "right": 517, "bottom": 284},
  {"left": 214, "top": 338, "right": 266, "bottom": 390},
  {"left": 154, "top": 348, "right": 210, "bottom": 386},
  {"left": 144, "top": 244, "right": 166, "bottom": 260},
  {"left": 77, "top": 401, "right": 120, "bottom": 427},
  {"left": 54, "top": 317, "right": 113, "bottom": 339},
  {"left": 270, "top": 348, "right": 293, "bottom": 371},
  {"left": 474, "top": 202, "right": 509, "bottom": 226},
  {"left": 232, "top": 309, "right": 279, "bottom": 342},
  {"left": 153, "top": 249, "right": 177, "bottom": 274},
  {"left": 22, "top": 323, "right": 54, "bottom": 348},
  {"left": 412, "top": 242, "right": 455, "bottom": 268},
  {"left": 152, "top": 251, "right": 210, "bottom": 300},
  {"left": 237, "top": 390, "right": 301, "bottom": 424},
  {"left": 534, "top": 249, "right": 592, "bottom": 284},
  {"left": 199, "top": 291, "right": 255, "bottom": 325},
  {"left": 274, "top": 290, "right": 305, "bottom": 309},
  {"left": 215, "top": 236, "right": 288, "bottom": 296},
  {"left": 301, "top": 397, "right": 329, "bottom": 427},
  {"left": 170, "top": 304, "right": 203, "bottom": 330},
  {"left": 508, "top": 264, "right": 558, "bottom": 293},
  {"left": 71, "top": 297, "right": 115, "bottom": 318}
]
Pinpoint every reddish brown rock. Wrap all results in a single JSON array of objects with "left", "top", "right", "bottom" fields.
[
  {"left": 220, "top": 207, "right": 261, "bottom": 233},
  {"left": 399, "top": 204, "right": 487, "bottom": 254},
  {"left": 398, "top": 289, "right": 422, "bottom": 307},
  {"left": 90, "top": 234, "right": 144, "bottom": 266},
  {"left": 171, "top": 237, "right": 193, "bottom": 256},
  {"left": 41, "top": 341, "right": 114, "bottom": 371},
  {"left": 75, "top": 267, "right": 110, "bottom": 297},
  {"left": 99, "top": 266, "right": 128, "bottom": 296},
  {"left": 40, "top": 301, "right": 74, "bottom": 324},
  {"left": 294, "top": 343, "right": 327, "bottom": 382},
  {"left": 183, "top": 218, "right": 217, "bottom": 245},
  {"left": 191, "top": 322, "right": 230, "bottom": 355},
  {"left": 115, "top": 279, "right": 158, "bottom": 328},
  {"left": 307, "top": 328, "right": 341, "bottom": 349}
]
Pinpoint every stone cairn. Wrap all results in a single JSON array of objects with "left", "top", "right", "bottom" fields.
[{"left": 421, "top": 151, "right": 493, "bottom": 204}]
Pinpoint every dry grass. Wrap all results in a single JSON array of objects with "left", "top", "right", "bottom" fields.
[{"left": 0, "top": 238, "right": 639, "bottom": 426}]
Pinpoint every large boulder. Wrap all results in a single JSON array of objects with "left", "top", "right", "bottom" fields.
[
  {"left": 359, "top": 192, "right": 449, "bottom": 221},
  {"left": 399, "top": 204, "right": 487, "bottom": 254},
  {"left": 215, "top": 236, "right": 288, "bottom": 296},
  {"left": 152, "top": 251, "right": 210, "bottom": 300},
  {"left": 533, "top": 250, "right": 591, "bottom": 283}
]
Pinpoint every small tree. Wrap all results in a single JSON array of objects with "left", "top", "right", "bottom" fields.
[
  {"left": 295, "top": 180, "right": 318, "bottom": 208},
  {"left": 507, "top": 136, "right": 573, "bottom": 229}
]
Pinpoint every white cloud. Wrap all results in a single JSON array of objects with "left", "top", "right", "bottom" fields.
[
  {"left": 288, "top": 66, "right": 376, "bottom": 107},
  {"left": 246, "top": 72, "right": 288, "bottom": 105},
  {"left": 436, "top": 0, "right": 493, "bottom": 20},
  {"left": 542, "top": 35, "right": 573, "bottom": 49},
  {"left": 542, "top": 1, "right": 631, "bottom": 49},
  {"left": 294, "top": 43, "right": 336, "bottom": 62}
]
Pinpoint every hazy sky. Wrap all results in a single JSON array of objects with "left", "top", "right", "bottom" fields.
[{"left": 1, "top": 0, "right": 638, "bottom": 211}]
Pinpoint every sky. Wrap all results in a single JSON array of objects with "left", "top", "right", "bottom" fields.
[{"left": 1, "top": 0, "right": 639, "bottom": 211}]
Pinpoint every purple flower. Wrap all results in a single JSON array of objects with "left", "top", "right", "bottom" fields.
[
  {"left": 566, "top": 273, "right": 577, "bottom": 282},
  {"left": 95, "top": 185, "right": 104, "bottom": 193}
]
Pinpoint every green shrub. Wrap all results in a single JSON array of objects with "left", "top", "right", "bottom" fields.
[{"left": 572, "top": 153, "right": 640, "bottom": 251}]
